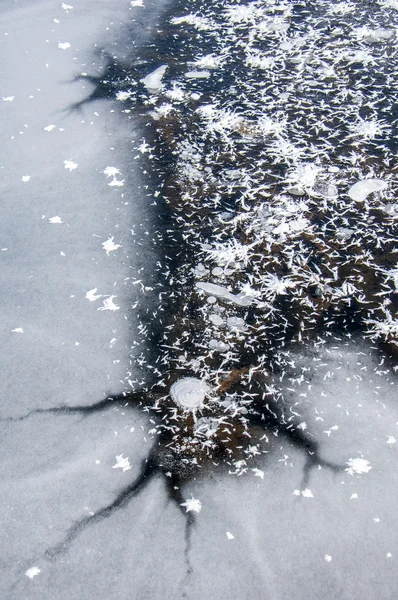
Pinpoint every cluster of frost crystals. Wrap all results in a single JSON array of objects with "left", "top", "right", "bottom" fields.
[{"left": 121, "top": 0, "right": 398, "bottom": 474}]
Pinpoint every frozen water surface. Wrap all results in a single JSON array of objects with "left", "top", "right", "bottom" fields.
[{"left": 1, "top": 0, "right": 397, "bottom": 599}]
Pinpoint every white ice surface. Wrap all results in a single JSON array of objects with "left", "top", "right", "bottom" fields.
[{"left": 1, "top": 2, "right": 397, "bottom": 600}]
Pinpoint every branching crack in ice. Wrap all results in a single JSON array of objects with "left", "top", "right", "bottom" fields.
[{"left": 17, "top": 0, "right": 397, "bottom": 576}]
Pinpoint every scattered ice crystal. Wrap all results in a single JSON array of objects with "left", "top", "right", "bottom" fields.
[
  {"left": 63, "top": 159, "right": 78, "bottom": 171},
  {"left": 170, "top": 378, "right": 209, "bottom": 409},
  {"left": 11, "top": 328, "right": 24, "bottom": 333},
  {"left": 102, "top": 237, "right": 122, "bottom": 255},
  {"left": 58, "top": 42, "right": 71, "bottom": 50},
  {"left": 25, "top": 567, "right": 41, "bottom": 579},
  {"left": 48, "top": 216, "right": 62, "bottom": 224},
  {"left": 98, "top": 296, "right": 120, "bottom": 312},
  {"left": 112, "top": 454, "right": 132, "bottom": 472},
  {"left": 21, "top": 175, "right": 30, "bottom": 182},
  {"left": 180, "top": 496, "right": 202, "bottom": 513},
  {"left": 345, "top": 458, "right": 372, "bottom": 475},
  {"left": 85, "top": 288, "right": 102, "bottom": 302},
  {"left": 226, "top": 531, "right": 235, "bottom": 540},
  {"left": 103, "top": 166, "right": 121, "bottom": 178},
  {"left": 324, "top": 555, "right": 332, "bottom": 562},
  {"left": 44, "top": 124, "right": 56, "bottom": 131}
]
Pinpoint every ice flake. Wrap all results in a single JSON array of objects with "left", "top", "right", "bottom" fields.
[
  {"left": 11, "top": 327, "right": 24, "bottom": 333},
  {"left": 25, "top": 566, "right": 41, "bottom": 579},
  {"left": 21, "top": 175, "right": 30, "bottom": 182},
  {"left": 48, "top": 216, "right": 62, "bottom": 224},
  {"left": 2, "top": 96, "right": 14, "bottom": 102},
  {"left": 103, "top": 166, "right": 121, "bottom": 178},
  {"left": 141, "top": 65, "right": 168, "bottom": 93},
  {"left": 58, "top": 42, "right": 71, "bottom": 50},
  {"left": 44, "top": 124, "right": 56, "bottom": 131},
  {"left": 112, "top": 454, "right": 131, "bottom": 472},
  {"left": 63, "top": 159, "right": 78, "bottom": 171},
  {"left": 350, "top": 493, "right": 359, "bottom": 500},
  {"left": 102, "top": 237, "right": 122, "bottom": 255},
  {"left": 98, "top": 296, "right": 120, "bottom": 312},
  {"left": 108, "top": 178, "right": 124, "bottom": 187},
  {"left": 61, "top": 3, "right": 73, "bottom": 10},
  {"left": 117, "top": 91, "right": 133, "bottom": 102},
  {"left": 386, "top": 553, "right": 393, "bottom": 558},
  {"left": 301, "top": 488, "right": 314, "bottom": 498},
  {"left": 386, "top": 436, "right": 396, "bottom": 445},
  {"left": 180, "top": 496, "right": 202, "bottom": 513},
  {"left": 85, "top": 288, "right": 102, "bottom": 302},
  {"left": 324, "top": 555, "right": 332, "bottom": 562},
  {"left": 226, "top": 531, "right": 234, "bottom": 540},
  {"left": 345, "top": 458, "right": 372, "bottom": 475},
  {"left": 130, "top": 0, "right": 144, "bottom": 6},
  {"left": 251, "top": 468, "right": 264, "bottom": 479}
]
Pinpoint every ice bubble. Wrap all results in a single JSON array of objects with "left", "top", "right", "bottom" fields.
[
  {"left": 170, "top": 378, "right": 209, "bottom": 409},
  {"left": 185, "top": 70, "right": 211, "bottom": 79},
  {"left": 141, "top": 65, "right": 168, "bottom": 93},
  {"left": 336, "top": 227, "right": 355, "bottom": 240},
  {"left": 383, "top": 203, "right": 398, "bottom": 218},
  {"left": 365, "top": 28, "right": 394, "bottom": 43},
  {"left": 209, "top": 314, "right": 225, "bottom": 327},
  {"left": 348, "top": 179, "right": 387, "bottom": 202},
  {"left": 209, "top": 339, "right": 230, "bottom": 351},
  {"left": 227, "top": 316, "right": 246, "bottom": 331},
  {"left": 196, "top": 282, "right": 254, "bottom": 306},
  {"left": 194, "top": 417, "right": 219, "bottom": 438}
]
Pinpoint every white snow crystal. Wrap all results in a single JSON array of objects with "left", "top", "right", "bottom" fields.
[
  {"left": 63, "top": 159, "right": 78, "bottom": 171},
  {"left": 25, "top": 566, "right": 41, "bottom": 579},
  {"left": 102, "top": 237, "right": 122, "bottom": 255},
  {"left": 98, "top": 296, "right": 120, "bottom": 312},
  {"left": 58, "top": 42, "right": 71, "bottom": 50},
  {"left": 2, "top": 96, "right": 15, "bottom": 102},
  {"left": 85, "top": 288, "right": 102, "bottom": 302},
  {"left": 21, "top": 175, "right": 30, "bottom": 182},
  {"left": 48, "top": 216, "right": 62, "bottom": 224},
  {"left": 108, "top": 178, "right": 124, "bottom": 187},
  {"left": 324, "top": 555, "right": 332, "bottom": 562},
  {"left": 252, "top": 468, "right": 264, "bottom": 479},
  {"left": 44, "top": 124, "right": 56, "bottom": 131},
  {"left": 61, "top": 3, "right": 73, "bottom": 10},
  {"left": 11, "top": 328, "right": 24, "bottom": 333},
  {"left": 345, "top": 458, "right": 372, "bottom": 475},
  {"left": 180, "top": 496, "right": 202, "bottom": 513},
  {"left": 103, "top": 166, "right": 121, "bottom": 178},
  {"left": 112, "top": 454, "right": 131, "bottom": 472},
  {"left": 226, "top": 531, "right": 234, "bottom": 539},
  {"left": 301, "top": 488, "right": 314, "bottom": 498}
]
